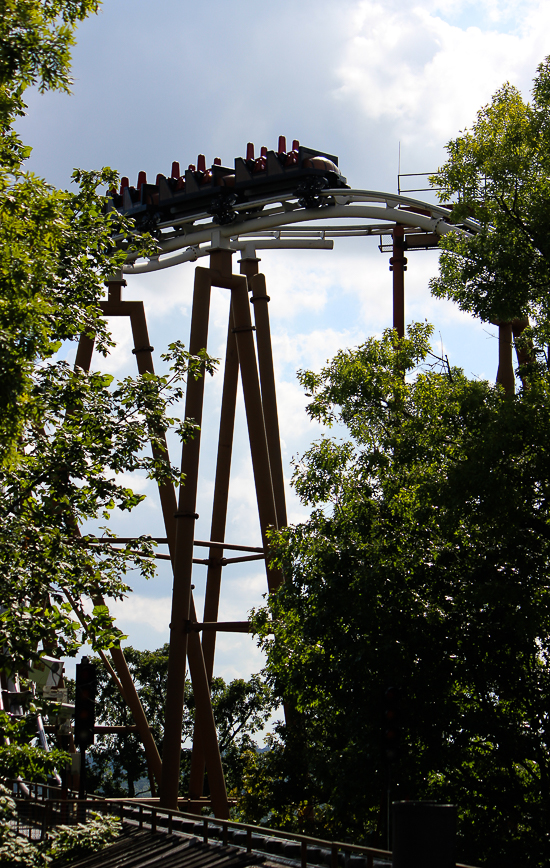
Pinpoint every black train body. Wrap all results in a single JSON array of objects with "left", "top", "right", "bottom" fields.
[{"left": 107, "top": 144, "right": 349, "bottom": 230}]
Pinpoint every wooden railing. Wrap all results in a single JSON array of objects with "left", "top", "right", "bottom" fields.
[{"left": 9, "top": 780, "right": 480, "bottom": 868}]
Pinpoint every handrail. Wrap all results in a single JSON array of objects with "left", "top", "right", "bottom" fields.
[{"left": 9, "top": 781, "right": 480, "bottom": 868}]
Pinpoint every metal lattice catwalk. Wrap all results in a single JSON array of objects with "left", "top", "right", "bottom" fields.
[{"left": 69, "top": 145, "right": 496, "bottom": 814}]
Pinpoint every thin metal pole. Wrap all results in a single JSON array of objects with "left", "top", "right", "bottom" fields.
[
  {"left": 386, "top": 767, "right": 391, "bottom": 853},
  {"left": 390, "top": 226, "right": 406, "bottom": 339},
  {"left": 78, "top": 746, "right": 86, "bottom": 802},
  {"left": 512, "top": 315, "right": 531, "bottom": 389}
]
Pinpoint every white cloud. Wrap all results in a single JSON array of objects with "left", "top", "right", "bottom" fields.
[
  {"left": 335, "top": 0, "right": 550, "bottom": 151},
  {"left": 108, "top": 580, "right": 269, "bottom": 682},
  {"left": 112, "top": 472, "right": 151, "bottom": 493},
  {"left": 110, "top": 594, "right": 171, "bottom": 633}
]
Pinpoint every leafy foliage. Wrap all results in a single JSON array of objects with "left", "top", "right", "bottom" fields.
[
  {"left": 0, "top": 0, "right": 101, "bottom": 102},
  {"left": 430, "top": 57, "right": 550, "bottom": 332},
  {"left": 0, "top": 783, "right": 121, "bottom": 867},
  {"left": 46, "top": 813, "right": 121, "bottom": 865},
  {"left": 0, "top": 711, "right": 70, "bottom": 783},
  {"left": 0, "top": 783, "right": 47, "bottom": 867},
  {"left": 82, "top": 646, "right": 275, "bottom": 800},
  {"left": 0, "top": 1, "right": 219, "bottom": 679},
  {"left": 251, "top": 325, "right": 550, "bottom": 867}
]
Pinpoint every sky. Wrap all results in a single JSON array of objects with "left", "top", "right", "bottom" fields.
[{"left": 17, "top": 0, "right": 550, "bottom": 684}]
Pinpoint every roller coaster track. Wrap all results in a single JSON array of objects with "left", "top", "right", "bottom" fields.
[
  {"left": 14, "top": 142, "right": 490, "bottom": 817},
  {"left": 121, "top": 188, "right": 478, "bottom": 274}
]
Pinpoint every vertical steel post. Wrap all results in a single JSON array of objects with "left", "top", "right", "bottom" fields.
[
  {"left": 127, "top": 299, "right": 228, "bottom": 810},
  {"left": 108, "top": 646, "right": 162, "bottom": 789},
  {"left": 74, "top": 336, "right": 95, "bottom": 372},
  {"left": 390, "top": 226, "right": 407, "bottom": 339},
  {"left": 512, "top": 315, "right": 531, "bottom": 389},
  {"left": 98, "top": 275, "right": 229, "bottom": 814},
  {"left": 199, "top": 311, "right": 239, "bottom": 679},
  {"left": 185, "top": 627, "right": 228, "bottom": 814},
  {"left": 189, "top": 255, "right": 287, "bottom": 797},
  {"left": 201, "top": 254, "right": 240, "bottom": 681},
  {"left": 188, "top": 266, "right": 240, "bottom": 801},
  {"left": 127, "top": 303, "right": 178, "bottom": 547},
  {"left": 160, "top": 267, "right": 211, "bottom": 809}
]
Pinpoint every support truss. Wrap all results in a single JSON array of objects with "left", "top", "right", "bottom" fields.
[{"left": 75, "top": 248, "right": 288, "bottom": 812}]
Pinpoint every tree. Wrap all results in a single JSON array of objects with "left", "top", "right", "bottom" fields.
[
  {"left": 245, "top": 57, "right": 550, "bottom": 868},
  {"left": 0, "top": 0, "right": 218, "bottom": 811},
  {"left": 248, "top": 322, "right": 550, "bottom": 868},
  {"left": 0, "top": 0, "right": 105, "bottom": 453},
  {"left": 81, "top": 646, "right": 274, "bottom": 800},
  {"left": 0, "top": 0, "right": 220, "bottom": 677},
  {"left": 430, "top": 56, "right": 550, "bottom": 335},
  {"left": 0, "top": 341, "right": 214, "bottom": 674}
]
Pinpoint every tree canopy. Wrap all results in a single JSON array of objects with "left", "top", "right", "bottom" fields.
[
  {"left": 250, "top": 325, "right": 550, "bottom": 867},
  {"left": 249, "top": 58, "right": 550, "bottom": 868},
  {"left": 431, "top": 57, "right": 550, "bottom": 333},
  {"left": 0, "top": 0, "right": 217, "bottom": 810},
  {"left": 0, "top": 0, "right": 219, "bottom": 678}
]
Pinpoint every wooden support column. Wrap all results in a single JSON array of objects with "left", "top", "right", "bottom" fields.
[
  {"left": 73, "top": 278, "right": 163, "bottom": 795},
  {"left": 496, "top": 321, "right": 515, "bottom": 395},
  {"left": 248, "top": 270, "right": 288, "bottom": 530},
  {"left": 229, "top": 275, "right": 281, "bottom": 591},
  {"left": 160, "top": 268, "right": 228, "bottom": 816},
  {"left": 390, "top": 226, "right": 407, "bottom": 339}
]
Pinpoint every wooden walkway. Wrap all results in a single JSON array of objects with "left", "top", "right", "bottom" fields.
[{"left": 51, "top": 826, "right": 266, "bottom": 868}]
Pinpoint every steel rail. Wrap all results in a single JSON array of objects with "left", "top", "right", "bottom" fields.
[
  {"left": 124, "top": 206, "right": 467, "bottom": 276},
  {"left": 120, "top": 188, "right": 478, "bottom": 275},
  {"left": 9, "top": 784, "right": 482, "bottom": 868},
  {"left": 148, "top": 187, "right": 458, "bottom": 234}
]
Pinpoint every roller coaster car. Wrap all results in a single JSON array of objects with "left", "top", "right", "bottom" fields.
[{"left": 107, "top": 142, "right": 349, "bottom": 230}]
